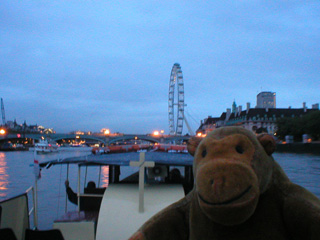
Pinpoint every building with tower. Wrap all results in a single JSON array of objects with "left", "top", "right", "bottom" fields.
[
  {"left": 197, "top": 92, "right": 319, "bottom": 136},
  {"left": 232, "top": 100, "right": 237, "bottom": 113},
  {"left": 256, "top": 91, "right": 276, "bottom": 108}
]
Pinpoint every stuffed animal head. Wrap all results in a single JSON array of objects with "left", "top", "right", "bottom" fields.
[{"left": 188, "top": 126, "right": 276, "bottom": 226}]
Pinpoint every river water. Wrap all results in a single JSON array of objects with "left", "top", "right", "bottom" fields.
[{"left": 0, "top": 150, "right": 320, "bottom": 230}]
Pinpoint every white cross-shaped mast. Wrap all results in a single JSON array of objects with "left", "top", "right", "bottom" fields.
[{"left": 129, "top": 152, "right": 155, "bottom": 213}]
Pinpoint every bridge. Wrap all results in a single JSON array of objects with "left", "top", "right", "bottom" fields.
[{"left": 0, "top": 133, "right": 192, "bottom": 146}]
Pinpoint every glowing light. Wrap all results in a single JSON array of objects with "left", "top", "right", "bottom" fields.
[
  {"left": 104, "top": 129, "right": 110, "bottom": 135},
  {"left": 153, "top": 131, "right": 159, "bottom": 136},
  {"left": 76, "top": 136, "right": 80, "bottom": 139},
  {"left": 0, "top": 129, "right": 6, "bottom": 135},
  {"left": 197, "top": 132, "right": 207, "bottom": 138}
]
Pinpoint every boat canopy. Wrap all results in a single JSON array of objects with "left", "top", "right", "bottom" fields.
[{"left": 39, "top": 152, "right": 194, "bottom": 168}]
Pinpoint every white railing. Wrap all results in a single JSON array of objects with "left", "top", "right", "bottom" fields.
[{"left": 26, "top": 186, "right": 38, "bottom": 229}]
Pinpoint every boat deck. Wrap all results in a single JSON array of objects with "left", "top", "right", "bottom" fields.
[
  {"left": 54, "top": 211, "right": 99, "bottom": 223},
  {"left": 96, "top": 183, "right": 185, "bottom": 240},
  {"left": 54, "top": 211, "right": 99, "bottom": 240}
]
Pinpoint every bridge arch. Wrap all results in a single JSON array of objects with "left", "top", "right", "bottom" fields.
[
  {"left": 52, "top": 135, "right": 107, "bottom": 146},
  {"left": 108, "top": 135, "right": 160, "bottom": 145}
]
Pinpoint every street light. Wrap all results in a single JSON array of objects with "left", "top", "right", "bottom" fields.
[
  {"left": 0, "top": 128, "right": 6, "bottom": 135},
  {"left": 197, "top": 132, "right": 206, "bottom": 138}
]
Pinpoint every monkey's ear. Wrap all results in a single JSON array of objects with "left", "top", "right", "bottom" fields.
[
  {"left": 187, "top": 137, "right": 202, "bottom": 156},
  {"left": 257, "top": 133, "right": 276, "bottom": 156}
]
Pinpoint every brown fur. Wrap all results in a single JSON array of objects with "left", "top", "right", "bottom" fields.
[{"left": 129, "top": 127, "right": 320, "bottom": 240}]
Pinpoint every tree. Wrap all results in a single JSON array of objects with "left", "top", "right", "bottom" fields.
[
  {"left": 304, "top": 111, "right": 320, "bottom": 140},
  {"left": 276, "top": 110, "right": 320, "bottom": 141},
  {"left": 276, "top": 118, "right": 294, "bottom": 140}
]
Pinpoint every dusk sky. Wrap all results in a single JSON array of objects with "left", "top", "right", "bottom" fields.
[{"left": 1, "top": 1, "right": 319, "bottom": 134}]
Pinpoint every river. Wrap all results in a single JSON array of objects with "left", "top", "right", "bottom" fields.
[{"left": 0, "top": 150, "right": 320, "bottom": 230}]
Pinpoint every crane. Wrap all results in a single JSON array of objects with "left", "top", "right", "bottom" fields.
[{"left": 1, "top": 98, "right": 6, "bottom": 126}]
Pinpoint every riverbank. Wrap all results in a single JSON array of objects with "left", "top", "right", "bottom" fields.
[{"left": 276, "top": 143, "right": 320, "bottom": 155}]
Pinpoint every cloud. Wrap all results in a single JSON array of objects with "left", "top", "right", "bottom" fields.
[{"left": 1, "top": 1, "right": 319, "bottom": 134}]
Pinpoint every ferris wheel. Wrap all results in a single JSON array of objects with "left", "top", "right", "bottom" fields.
[{"left": 168, "top": 63, "right": 185, "bottom": 136}]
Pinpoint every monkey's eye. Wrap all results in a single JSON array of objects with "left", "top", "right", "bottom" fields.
[
  {"left": 235, "top": 145, "right": 244, "bottom": 154},
  {"left": 202, "top": 149, "right": 207, "bottom": 158}
]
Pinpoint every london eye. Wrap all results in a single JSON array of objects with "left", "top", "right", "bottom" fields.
[{"left": 168, "top": 63, "right": 185, "bottom": 136}]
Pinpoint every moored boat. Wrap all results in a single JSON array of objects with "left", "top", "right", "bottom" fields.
[
  {"left": 0, "top": 151, "right": 194, "bottom": 240},
  {"left": 153, "top": 143, "right": 188, "bottom": 153},
  {"left": 0, "top": 142, "right": 15, "bottom": 151},
  {"left": 33, "top": 139, "right": 59, "bottom": 154}
]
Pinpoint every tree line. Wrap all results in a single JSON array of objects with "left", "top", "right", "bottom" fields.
[{"left": 276, "top": 111, "right": 320, "bottom": 141}]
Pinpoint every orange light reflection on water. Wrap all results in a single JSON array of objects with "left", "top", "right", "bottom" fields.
[
  {"left": 0, "top": 152, "right": 9, "bottom": 196},
  {"left": 101, "top": 166, "right": 109, "bottom": 188}
]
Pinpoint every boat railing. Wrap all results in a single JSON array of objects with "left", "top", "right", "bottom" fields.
[
  {"left": 25, "top": 186, "right": 38, "bottom": 229},
  {"left": 0, "top": 190, "right": 32, "bottom": 240}
]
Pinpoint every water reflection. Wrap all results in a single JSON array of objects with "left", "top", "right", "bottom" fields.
[
  {"left": 101, "top": 166, "right": 109, "bottom": 187},
  {"left": 0, "top": 152, "right": 9, "bottom": 196}
]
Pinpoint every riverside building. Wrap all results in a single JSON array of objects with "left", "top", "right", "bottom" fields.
[{"left": 197, "top": 92, "right": 319, "bottom": 135}]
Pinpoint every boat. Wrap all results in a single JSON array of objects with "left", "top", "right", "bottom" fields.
[
  {"left": 0, "top": 151, "right": 194, "bottom": 240},
  {"left": 59, "top": 144, "right": 93, "bottom": 152},
  {"left": 0, "top": 142, "right": 15, "bottom": 151},
  {"left": 33, "top": 139, "right": 59, "bottom": 154},
  {"left": 153, "top": 143, "right": 188, "bottom": 153},
  {"left": 0, "top": 142, "right": 28, "bottom": 152},
  {"left": 92, "top": 144, "right": 188, "bottom": 154},
  {"left": 104, "top": 144, "right": 151, "bottom": 153}
]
